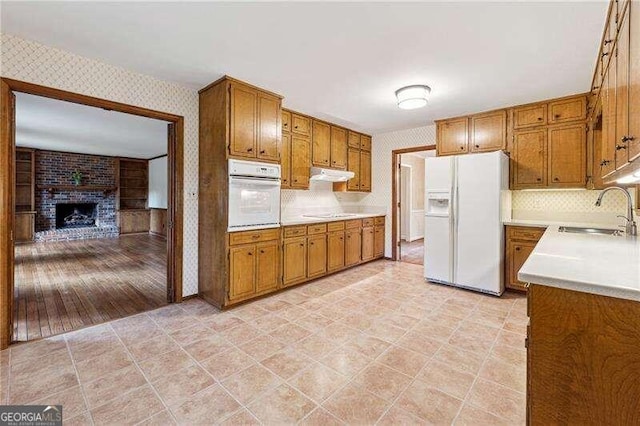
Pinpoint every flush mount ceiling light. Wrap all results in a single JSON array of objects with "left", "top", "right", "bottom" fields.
[{"left": 395, "top": 85, "right": 431, "bottom": 110}]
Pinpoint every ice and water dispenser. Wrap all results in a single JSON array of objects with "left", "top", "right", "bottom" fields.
[{"left": 426, "top": 192, "right": 450, "bottom": 217}]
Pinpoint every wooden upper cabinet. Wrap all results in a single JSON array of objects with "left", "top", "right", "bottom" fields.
[
  {"left": 283, "top": 237, "right": 307, "bottom": 286},
  {"left": 281, "top": 132, "right": 291, "bottom": 187},
  {"left": 360, "top": 135, "right": 372, "bottom": 152},
  {"left": 327, "top": 231, "right": 345, "bottom": 272},
  {"left": 361, "top": 226, "right": 375, "bottom": 262},
  {"left": 512, "top": 129, "right": 547, "bottom": 188},
  {"left": 292, "top": 113, "right": 311, "bottom": 136},
  {"left": 255, "top": 241, "right": 279, "bottom": 294},
  {"left": 312, "top": 120, "right": 331, "bottom": 167},
  {"left": 616, "top": 11, "right": 631, "bottom": 171},
  {"left": 345, "top": 228, "right": 361, "bottom": 266},
  {"left": 307, "top": 234, "right": 327, "bottom": 278},
  {"left": 628, "top": 0, "right": 640, "bottom": 162},
  {"left": 229, "top": 83, "right": 258, "bottom": 158},
  {"left": 257, "top": 93, "right": 281, "bottom": 161},
  {"left": 549, "top": 96, "right": 587, "bottom": 125},
  {"left": 229, "top": 245, "right": 256, "bottom": 301},
  {"left": 282, "top": 110, "right": 291, "bottom": 134},
  {"left": 437, "top": 118, "right": 468, "bottom": 156},
  {"left": 548, "top": 123, "right": 587, "bottom": 187},
  {"left": 291, "top": 135, "right": 310, "bottom": 189},
  {"left": 513, "top": 104, "right": 547, "bottom": 129},
  {"left": 348, "top": 131, "right": 361, "bottom": 148},
  {"left": 360, "top": 150, "right": 371, "bottom": 191},
  {"left": 470, "top": 110, "right": 507, "bottom": 152},
  {"left": 330, "top": 126, "right": 347, "bottom": 170},
  {"left": 347, "top": 148, "right": 360, "bottom": 191},
  {"left": 602, "top": 54, "right": 617, "bottom": 178}
]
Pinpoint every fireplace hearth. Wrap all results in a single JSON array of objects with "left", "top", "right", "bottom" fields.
[{"left": 55, "top": 203, "right": 98, "bottom": 229}]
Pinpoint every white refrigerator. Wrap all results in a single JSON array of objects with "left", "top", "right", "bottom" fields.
[{"left": 424, "top": 151, "right": 511, "bottom": 296}]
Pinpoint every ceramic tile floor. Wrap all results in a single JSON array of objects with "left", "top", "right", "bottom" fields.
[
  {"left": 0, "top": 260, "right": 527, "bottom": 425},
  {"left": 400, "top": 239, "right": 424, "bottom": 266}
]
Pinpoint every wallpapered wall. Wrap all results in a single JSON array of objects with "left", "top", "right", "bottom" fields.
[{"left": 1, "top": 33, "right": 201, "bottom": 296}]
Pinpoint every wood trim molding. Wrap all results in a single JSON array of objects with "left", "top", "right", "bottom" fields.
[
  {"left": 0, "top": 78, "right": 184, "bottom": 349},
  {"left": 148, "top": 153, "right": 168, "bottom": 161},
  {"left": 391, "top": 145, "right": 436, "bottom": 261}
]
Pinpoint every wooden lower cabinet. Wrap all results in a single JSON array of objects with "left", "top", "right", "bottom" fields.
[
  {"left": 505, "top": 226, "right": 545, "bottom": 291},
  {"left": 255, "top": 241, "right": 280, "bottom": 293},
  {"left": 118, "top": 209, "right": 150, "bottom": 234},
  {"left": 307, "top": 234, "right": 327, "bottom": 278},
  {"left": 327, "top": 231, "right": 345, "bottom": 271},
  {"left": 527, "top": 284, "right": 640, "bottom": 424},
  {"left": 374, "top": 225, "right": 384, "bottom": 258},
  {"left": 149, "top": 208, "right": 167, "bottom": 237},
  {"left": 361, "top": 226, "right": 375, "bottom": 261},
  {"left": 283, "top": 236, "right": 307, "bottom": 286},
  {"left": 345, "top": 228, "right": 362, "bottom": 266},
  {"left": 14, "top": 212, "right": 35, "bottom": 243},
  {"left": 229, "top": 245, "right": 256, "bottom": 301}
]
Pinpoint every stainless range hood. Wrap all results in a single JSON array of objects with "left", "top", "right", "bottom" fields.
[{"left": 309, "top": 167, "right": 355, "bottom": 182}]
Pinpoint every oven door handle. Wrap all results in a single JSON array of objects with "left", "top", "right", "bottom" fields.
[{"left": 229, "top": 176, "right": 281, "bottom": 186}]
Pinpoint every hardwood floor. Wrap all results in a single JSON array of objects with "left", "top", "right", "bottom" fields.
[
  {"left": 400, "top": 238, "right": 424, "bottom": 265},
  {"left": 13, "top": 234, "right": 167, "bottom": 342}
]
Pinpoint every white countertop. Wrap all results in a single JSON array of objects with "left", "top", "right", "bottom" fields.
[
  {"left": 519, "top": 225, "right": 640, "bottom": 302},
  {"left": 281, "top": 213, "right": 385, "bottom": 226},
  {"left": 503, "top": 218, "right": 619, "bottom": 229}
]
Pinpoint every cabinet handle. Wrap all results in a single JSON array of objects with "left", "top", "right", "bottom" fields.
[
  {"left": 460, "top": 146, "right": 464, "bottom": 150},
  {"left": 339, "top": 237, "right": 343, "bottom": 240},
  {"left": 260, "top": 150, "right": 265, "bottom": 154},
  {"left": 294, "top": 125, "right": 299, "bottom": 129},
  {"left": 553, "top": 177, "right": 559, "bottom": 181},
  {"left": 260, "top": 250, "right": 265, "bottom": 254},
  {"left": 248, "top": 251, "right": 253, "bottom": 256},
  {"left": 283, "top": 123, "right": 288, "bottom": 128},
  {"left": 554, "top": 114, "right": 560, "bottom": 119},
  {"left": 622, "top": 136, "right": 635, "bottom": 142},
  {"left": 247, "top": 148, "right": 253, "bottom": 152},
  {"left": 252, "top": 234, "right": 260, "bottom": 239},
  {"left": 475, "top": 144, "right": 480, "bottom": 148},
  {"left": 299, "top": 243, "right": 304, "bottom": 247},
  {"left": 537, "top": 117, "right": 543, "bottom": 121},
  {"left": 515, "top": 247, "right": 521, "bottom": 251},
  {"left": 616, "top": 144, "right": 627, "bottom": 150},
  {"left": 536, "top": 178, "right": 542, "bottom": 181},
  {"left": 604, "top": 39, "right": 613, "bottom": 45},
  {"left": 602, "top": 52, "right": 609, "bottom": 58}
]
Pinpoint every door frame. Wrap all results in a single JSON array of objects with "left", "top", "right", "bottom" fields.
[
  {"left": 391, "top": 145, "right": 436, "bottom": 261},
  {"left": 399, "top": 163, "right": 412, "bottom": 245},
  {"left": 0, "top": 78, "right": 184, "bottom": 349}
]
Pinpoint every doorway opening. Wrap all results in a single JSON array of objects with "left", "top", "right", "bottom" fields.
[
  {"left": 391, "top": 145, "right": 436, "bottom": 263},
  {"left": 1, "top": 79, "right": 184, "bottom": 349}
]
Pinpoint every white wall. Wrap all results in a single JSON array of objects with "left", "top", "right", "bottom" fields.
[
  {"left": 1, "top": 33, "right": 200, "bottom": 296},
  {"left": 148, "top": 156, "right": 168, "bottom": 209}
]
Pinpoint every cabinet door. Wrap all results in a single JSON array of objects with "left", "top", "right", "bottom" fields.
[
  {"left": 282, "top": 110, "right": 291, "bottom": 134},
  {"left": 513, "top": 104, "right": 547, "bottom": 129},
  {"left": 327, "top": 231, "right": 345, "bottom": 272},
  {"left": 360, "top": 135, "right": 372, "bottom": 152},
  {"left": 255, "top": 241, "right": 279, "bottom": 294},
  {"left": 283, "top": 237, "right": 307, "bottom": 286},
  {"left": 229, "top": 83, "right": 258, "bottom": 158},
  {"left": 548, "top": 124, "right": 586, "bottom": 187},
  {"left": 512, "top": 129, "right": 547, "bottom": 188},
  {"left": 616, "top": 12, "right": 630, "bottom": 170},
  {"left": 345, "top": 229, "right": 362, "bottom": 266},
  {"left": 437, "top": 119, "right": 468, "bottom": 156},
  {"left": 330, "top": 126, "right": 347, "bottom": 170},
  {"left": 291, "top": 135, "right": 310, "bottom": 189},
  {"left": 359, "top": 150, "right": 371, "bottom": 192},
  {"left": 548, "top": 97, "right": 587, "bottom": 125},
  {"left": 348, "top": 131, "right": 361, "bottom": 148},
  {"left": 347, "top": 148, "right": 360, "bottom": 191},
  {"left": 506, "top": 240, "right": 536, "bottom": 291},
  {"left": 281, "top": 132, "right": 291, "bottom": 188},
  {"left": 470, "top": 110, "right": 507, "bottom": 152},
  {"left": 229, "top": 245, "right": 256, "bottom": 300},
  {"left": 602, "top": 60, "right": 617, "bottom": 177},
  {"left": 292, "top": 114, "right": 311, "bottom": 136},
  {"left": 628, "top": 0, "right": 640, "bottom": 162},
  {"left": 374, "top": 225, "right": 384, "bottom": 258},
  {"left": 307, "top": 234, "right": 327, "bottom": 278},
  {"left": 14, "top": 213, "right": 34, "bottom": 243},
  {"left": 312, "top": 120, "right": 331, "bottom": 167},
  {"left": 361, "top": 226, "right": 375, "bottom": 261},
  {"left": 257, "top": 93, "right": 281, "bottom": 162}
]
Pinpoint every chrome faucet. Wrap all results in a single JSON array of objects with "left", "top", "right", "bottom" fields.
[{"left": 595, "top": 186, "right": 637, "bottom": 236}]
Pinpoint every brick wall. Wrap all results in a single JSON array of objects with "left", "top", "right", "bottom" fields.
[{"left": 35, "top": 150, "right": 117, "bottom": 231}]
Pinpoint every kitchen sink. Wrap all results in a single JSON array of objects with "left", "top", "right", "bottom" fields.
[{"left": 558, "top": 226, "right": 623, "bottom": 236}]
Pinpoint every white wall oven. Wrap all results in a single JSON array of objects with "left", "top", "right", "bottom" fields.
[{"left": 228, "top": 159, "right": 281, "bottom": 231}]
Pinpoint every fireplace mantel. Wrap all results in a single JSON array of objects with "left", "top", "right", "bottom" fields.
[{"left": 38, "top": 185, "right": 117, "bottom": 196}]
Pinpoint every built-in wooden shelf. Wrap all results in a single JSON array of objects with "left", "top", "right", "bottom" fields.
[{"left": 38, "top": 185, "right": 117, "bottom": 195}]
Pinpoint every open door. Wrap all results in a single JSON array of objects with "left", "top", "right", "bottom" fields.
[{"left": 1, "top": 80, "right": 16, "bottom": 349}]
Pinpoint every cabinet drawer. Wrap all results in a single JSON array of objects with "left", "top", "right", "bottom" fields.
[
  {"left": 507, "top": 226, "right": 545, "bottom": 241},
  {"left": 345, "top": 219, "right": 362, "bottom": 229},
  {"left": 282, "top": 110, "right": 291, "bottom": 133},
  {"left": 513, "top": 104, "right": 547, "bottom": 129},
  {"left": 374, "top": 216, "right": 385, "bottom": 226},
  {"left": 327, "top": 221, "right": 345, "bottom": 231},
  {"left": 360, "top": 135, "right": 372, "bottom": 151},
  {"left": 229, "top": 228, "right": 280, "bottom": 245},
  {"left": 348, "top": 131, "right": 361, "bottom": 148},
  {"left": 307, "top": 223, "right": 327, "bottom": 235},
  {"left": 548, "top": 97, "right": 587, "bottom": 124},
  {"left": 291, "top": 114, "right": 311, "bottom": 136},
  {"left": 283, "top": 226, "right": 307, "bottom": 238},
  {"left": 362, "top": 218, "right": 374, "bottom": 227}
]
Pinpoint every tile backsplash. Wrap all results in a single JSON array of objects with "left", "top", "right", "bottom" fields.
[{"left": 512, "top": 189, "right": 637, "bottom": 226}]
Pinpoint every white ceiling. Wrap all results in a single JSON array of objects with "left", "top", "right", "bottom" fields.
[
  {"left": 15, "top": 93, "right": 169, "bottom": 158},
  {"left": 2, "top": 2, "right": 608, "bottom": 133}
]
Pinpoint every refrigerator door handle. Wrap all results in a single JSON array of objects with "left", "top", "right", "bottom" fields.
[{"left": 449, "top": 158, "right": 456, "bottom": 283}]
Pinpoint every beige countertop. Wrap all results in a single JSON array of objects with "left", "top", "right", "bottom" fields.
[{"left": 281, "top": 213, "right": 385, "bottom": 226}]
